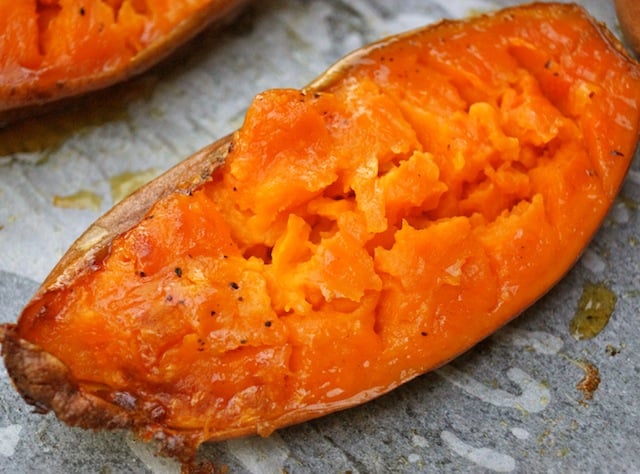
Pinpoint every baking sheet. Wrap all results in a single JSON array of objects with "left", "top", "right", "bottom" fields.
[{"left": 1, "top": 0, "right": 639, "bottom": 472}]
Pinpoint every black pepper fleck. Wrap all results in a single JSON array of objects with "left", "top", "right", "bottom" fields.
[
  {"left": 230, "top": 282, "right": 239, "bottom": 290},
  {"left": 174, "top": 267, "right": 183, "bottom": 277},
  {"left": 265, "top": 320, "right": 272, "bottom": 327},
  {"left": 79, "top": 6, "right": 85, "bottom": 15},
  {"left": 139, "top": 271, "right": 146, "bottom": 277}
]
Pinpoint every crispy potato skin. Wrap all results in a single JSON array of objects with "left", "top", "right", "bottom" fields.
[
  {"left": 0, "top": 0, "right": 251, "bottom": 125},
  {"left": 3, "top": 1, "right": 640, "bottom": 467},
  {"left": 1, "top": 325, "right": 202, "bottom": 462},
  {"left": 1, "top": 325, "right": 134, "bottom": 429}
]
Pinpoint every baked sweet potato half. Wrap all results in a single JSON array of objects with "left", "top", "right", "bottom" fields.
[
  {"left": 0, "top": 0, "right": 250, "bottom": 124},
  {"left": 3, "top": 1, "right": 640, "bottom": 467}
]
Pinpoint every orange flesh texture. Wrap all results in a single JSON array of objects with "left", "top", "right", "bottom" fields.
[
  {"left": 17, "top": 4, "right": 640, "bottom": 442},
  {"left": 0, "top": 0, "right": 215, "bottom": 107}
]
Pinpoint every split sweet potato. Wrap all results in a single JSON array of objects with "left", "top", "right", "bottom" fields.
[
  {"left": 0, "top": 0, "right": 250, "bottom": 124},
  {"left": 3, "top": 2, "right": 640, "bottom": 466}
]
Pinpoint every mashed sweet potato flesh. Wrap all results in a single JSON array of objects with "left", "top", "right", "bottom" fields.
[{"left": 14, "top": 4, "right": 640, "bottom": 445}]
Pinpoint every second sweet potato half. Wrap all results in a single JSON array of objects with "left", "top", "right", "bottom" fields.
[
  {"left": 0, "top": 0, "right": 250, "bottom": 124},
  {"left": 3, "top": 1, "right": 640, "bottom": 467}
]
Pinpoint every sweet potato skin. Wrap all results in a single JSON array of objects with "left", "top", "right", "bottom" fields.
[
  {"left": 3, "top": 1, "right": 640, "bottom": 466},
  {"left": 0, "top": 0, "right": 250, "bottom": 125},
  {"left": 614, "top": 0, "right": 640, "bottom": 57}
]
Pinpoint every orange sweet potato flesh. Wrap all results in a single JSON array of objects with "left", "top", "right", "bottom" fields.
[
  {"left": 0, "top": 0, "right": 250, "bottom": 124},
  {"left": 3, "top": 2, "right": 640, "bottom": 465}
]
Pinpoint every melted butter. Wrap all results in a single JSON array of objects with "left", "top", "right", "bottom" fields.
[
  {"left": 52, "top": 190, "right": 102, "bottom": 212},
  {"left": 110, "top": 168, "right": 160, "bottom": 203},
  {"left": 569, "top": 282, "right": 617, "bottom": 340}
]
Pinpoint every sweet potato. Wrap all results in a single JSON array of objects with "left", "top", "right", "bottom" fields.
[
  {"left": 0, "top": 0, "right": 250, "bottom": 124},
  {"left": 3, "top": 2, "right": 640, "bottom": 466},
  {"left": 614, "top": 0, "right": 640, "bottom": 57}
]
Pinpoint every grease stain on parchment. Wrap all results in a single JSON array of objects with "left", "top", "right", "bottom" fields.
[
  {"left": 436, "top": 366, "right": 550, "bottom": 414},
  {"left": 510, "top": 427, "right": 530, "bottom": 440},
  {"left": 412, "top": 434, "right": 429, "bottom": 448},
  {"left": 110, "top": 168, "right": 160, "bottom": 203},
  {"left": 436, "top": 330, "right": 560, "bottom": 471},
  {"left": 0, "top": 75, "right": 157, "bottom": 160},
  {"left": 125, "top": 434, "right": 181, "bottom": 474},
  {"left": 569, "top": 282, "right": 617, "bottom": 340},
  {"left": 225, "top": 432, "right": 290, "bottom": 474},
  {"left": 441, "top": 430, "right": 516, "bottom": 472},
  {"left": 492, "top": 328, "right": 563, "bottom": 355},
  {"left": 580, "top": 249, "right": 607, "bottom": 275},
  {"left": 52, "top": 189, "right": 102, "bottom": 212},
  {"left": 0, "top": 424, "right": 23, "bottom": 457}
]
